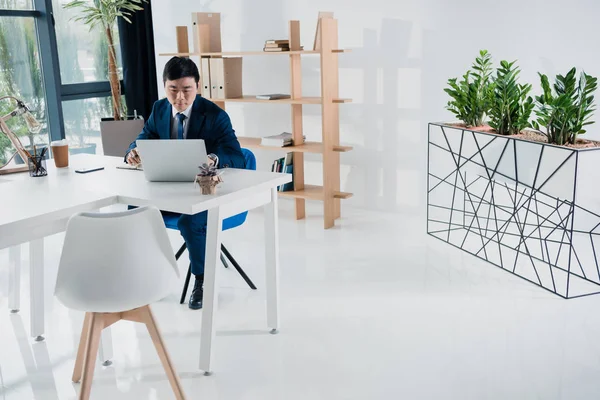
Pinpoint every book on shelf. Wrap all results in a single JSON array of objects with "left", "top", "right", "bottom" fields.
[
  {"left": 264, "top": 43, "right": 289, "bottom": 49},
  {"left": 272, "top": 152, "right": 294, "bottom": 192},
  {"left": 255, "top": 94, "right": 291, "bottom": 100},
  {"left": 262, "top": 46, "right": 304, "bottom": 52},
  {"left": 262, "top": 39, "right": 303, "bottom": 52},
  {"left": 264, "top": 39, "right": 289, "bottom": 52},
  {"left": 263, "top": 47, "right": 289, "bottom": 52},
  {"left": 261, "top": 132, "right": 305, "bottom": 147}
]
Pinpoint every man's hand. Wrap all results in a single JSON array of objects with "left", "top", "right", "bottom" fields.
[
  {"left": 126, "top": 148, "right": 141, "bottom": 166},
  {"left": 207, "top": 153, "right": 218, "bottom": 167}
]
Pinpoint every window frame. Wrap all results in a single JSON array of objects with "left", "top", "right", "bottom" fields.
[{"left": 1, "top": 0, "right": 124, "bottom": 143}]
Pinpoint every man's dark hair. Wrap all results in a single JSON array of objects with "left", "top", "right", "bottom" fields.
[{"left": 162, "top": 56, "right": 200, "bottom": 84}]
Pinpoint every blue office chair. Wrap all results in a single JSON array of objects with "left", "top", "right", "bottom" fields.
[{"left": 163, "top": 148, "right": 258, "bottom": 305}]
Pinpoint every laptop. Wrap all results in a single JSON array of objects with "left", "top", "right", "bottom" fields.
[{"left": 135, "top": 139, "right": 207, "bottom": 182}]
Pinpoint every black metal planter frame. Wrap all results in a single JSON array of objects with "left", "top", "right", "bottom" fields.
[{"left": 427, "top": 123, "right": 600, "bottom": 299}]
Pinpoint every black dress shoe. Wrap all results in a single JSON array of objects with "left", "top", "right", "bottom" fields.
[{"left": 189, "top": 277, "right": 204, "bottom": 310}]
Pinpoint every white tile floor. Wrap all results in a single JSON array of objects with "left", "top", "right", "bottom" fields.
[{"left": 2, "top": 201, "right": 600, "bottom": 399}]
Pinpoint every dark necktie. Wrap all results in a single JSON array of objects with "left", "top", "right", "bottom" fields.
[{"left": 176, "top": 113, "right": 186, "bottom": 140}]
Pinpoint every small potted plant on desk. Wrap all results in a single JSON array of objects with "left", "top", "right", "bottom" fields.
[{"left": 195, "top": 163, "right": 223, "bottom": 195}]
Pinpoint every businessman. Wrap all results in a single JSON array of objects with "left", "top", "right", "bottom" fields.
[{"left": 126, "top": 56, "right": 245, "bottom": 310}]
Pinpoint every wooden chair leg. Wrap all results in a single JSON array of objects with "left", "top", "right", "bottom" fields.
[
  {"left": 72, "top": 312, "right": 92, "bottom": 383},
  {"left": 140, "top": 305, "right": 186, "bottom": 400},
  {"left": 71, "top": 308, "right": 186, "bottom": 399},
  {"left": 79, "top": 313, "right": 103, "bottom": 400}
]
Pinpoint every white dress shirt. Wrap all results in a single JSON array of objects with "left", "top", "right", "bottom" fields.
[{"left": 170, "top": 103, "right": 193, "bottom": 140}]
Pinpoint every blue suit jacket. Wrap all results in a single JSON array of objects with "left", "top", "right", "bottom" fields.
[{"left": 126, "top": 95, "right": 244, "bottom": 169}]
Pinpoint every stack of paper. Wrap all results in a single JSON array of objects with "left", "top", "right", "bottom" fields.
[{"left": 261, "top": 132, "right": 293, "bottom": 147}]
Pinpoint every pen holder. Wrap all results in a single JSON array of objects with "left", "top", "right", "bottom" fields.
[{"left": 28, "top": 155, "right": 48, "bottom": 177}]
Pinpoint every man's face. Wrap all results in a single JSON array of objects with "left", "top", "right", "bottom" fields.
[{"left": 165, "top": 77, "right": 197, "bottom": 112}]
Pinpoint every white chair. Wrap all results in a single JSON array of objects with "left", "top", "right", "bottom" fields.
[{"left": 54, "top": 206, "right": 186, "bottom": 400}]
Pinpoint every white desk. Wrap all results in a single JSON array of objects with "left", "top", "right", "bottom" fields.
[{"left": 0, "top": 154, "right": 290, "bottom": 373}]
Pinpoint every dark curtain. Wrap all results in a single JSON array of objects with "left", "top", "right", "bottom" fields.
[{"left": 117, "top": 1, "right": 158, "bottom": 120}]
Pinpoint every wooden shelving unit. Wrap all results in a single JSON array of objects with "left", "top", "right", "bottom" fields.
[{"left": 160, "top": 16, "right": 352, "bottom": 229}]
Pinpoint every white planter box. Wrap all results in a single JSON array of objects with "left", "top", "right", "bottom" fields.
[{"left": 427, "top": 122, "right": 600, "bottom": 299}]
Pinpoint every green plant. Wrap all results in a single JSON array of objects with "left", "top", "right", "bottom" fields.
[
  {"left": 488, "top": 60, "right": 534, "bottom": 135},
  {"left": 63, "top": 0, "right": 145, "bottom": 121},
  {"left": 444, "top": 50, "right": 494, "bottom": 127},
  {"left": 532, "top": 68, "right": 598, "bottom": 145}
]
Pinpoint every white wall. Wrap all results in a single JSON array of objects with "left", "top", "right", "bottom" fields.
[{"left": 150, "top": 0, "right": 600, "bottom": 216}]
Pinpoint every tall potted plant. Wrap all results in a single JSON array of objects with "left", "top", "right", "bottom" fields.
[{"left": 64, "top": 0, "right": 146, "bottom": 156}]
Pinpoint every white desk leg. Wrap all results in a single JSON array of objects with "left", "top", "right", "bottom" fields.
[
  {"left": 264, "top": 188, "right": 280, "bottom": 334},
  {"left": 8, "top": 245, "right": 21, "bottom": 313},
  {"left": 199, "top": 207, "right": 222, "bottom": 375},
  {"left": 99, "top": 327, "right": 113, "bottom": 366},
  {"left": 29, "top": 239, "right": 45, "bottom": 341}
]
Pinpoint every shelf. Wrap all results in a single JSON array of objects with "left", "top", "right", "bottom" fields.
[
  {"left": 333, "top": 145, "right": 354, "bottom": 152},
  {"left": 158, "top": 49, "right": 350, "bottom": 57},
  {"left": 239, "top": 137, "right": 321, "bottom": 153},
  {"left": 278, "top": 185, "right": 353, "bottom": 201},
  {"left": 206, "top": 96, "right": 351, "bottom": 104},
  {"left": 238, "top": 137, "right": 353, "bottom": 153}
]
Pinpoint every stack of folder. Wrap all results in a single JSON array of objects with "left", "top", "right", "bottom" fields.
[{"left": 200, "top": 57, "right": 243, "bottom": 99}]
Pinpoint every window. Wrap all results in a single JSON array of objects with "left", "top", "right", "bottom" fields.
[
  {"left": 0, "top": 15, "right": 49, "bottom": 166},
  {"left": 62, "top": 96, "right": 125, "bottom": 155},
  {"left": 53, "top": 0, "right": 124, "bottom": 155},
  {"left": 1, "top": 0, "right": 125, "bottom": 160},
  {"left": 0, "top": 0, "right": 34, "bottom": 10},
  {"left": 53, "top": 0, "right": 122, "bottom": 84}
]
